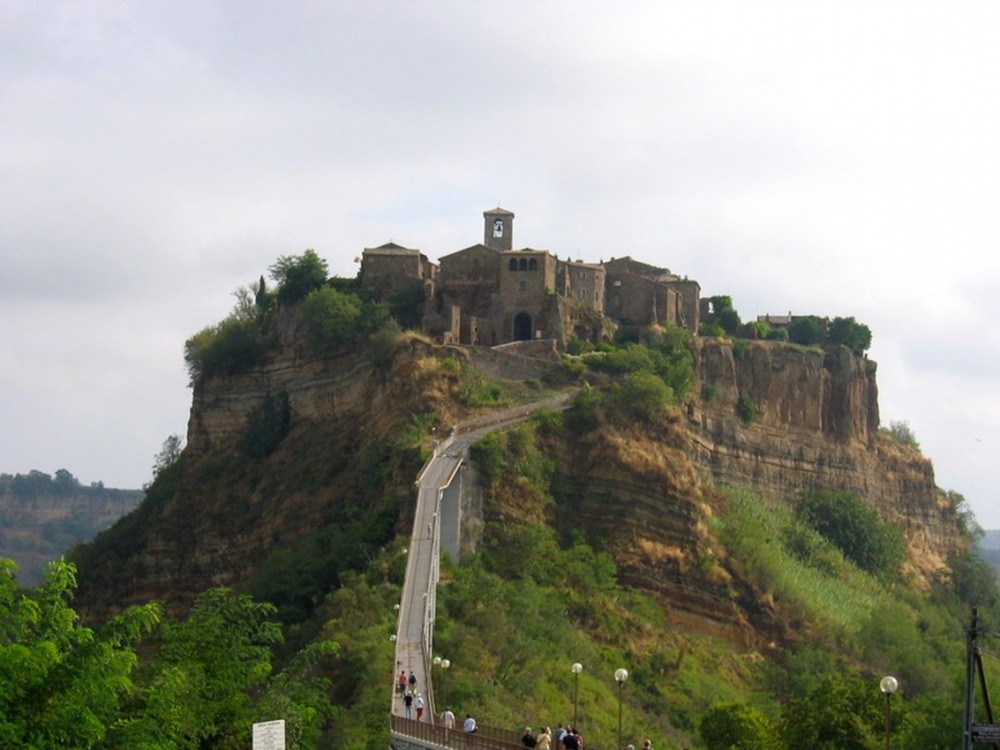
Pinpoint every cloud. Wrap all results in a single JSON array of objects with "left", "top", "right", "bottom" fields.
[{"left": 3, "top": 1, "right": 1000, "bottom": 527}]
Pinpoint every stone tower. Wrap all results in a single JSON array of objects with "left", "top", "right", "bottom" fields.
[{"left": 483, "top": 207, "right": 514, "bottom": 251}]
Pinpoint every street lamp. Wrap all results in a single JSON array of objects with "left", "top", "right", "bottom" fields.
[
  {"left": 571, "top": 663, "right": 583, "bottom": 727},
  {"left": 434, "top": 656, "right": 451, "bottom": 710},
  {"left": 615, "top": 668, "right": 629, "bottom": 750},
  {"left": 880, "top": 675, "right": 898, "bottom": 750}
]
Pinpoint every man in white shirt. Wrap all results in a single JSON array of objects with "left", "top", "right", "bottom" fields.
[
  {"left": 464, "top": 714, "right": 478, "bottom": 733},
  {"left": 441, "top": 706, "right": 456, "bottom": 729}
]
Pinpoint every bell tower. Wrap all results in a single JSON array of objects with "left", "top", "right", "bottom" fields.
[{"left": 483, "top": 207, "right": 514, "bottom": 251}]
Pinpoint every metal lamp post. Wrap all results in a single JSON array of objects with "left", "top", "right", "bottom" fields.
[
  {"left": 880, "top": 675, "right": 898, "bottom": 750},
  {"left": 615, "top": 668, "right": 629, "bottom": 750},
  {"left": 572, "top": 663, "right": 583, "bottom": 727},
  {"left": 434, "top": 656, "right": 450, "bottom": 711}
]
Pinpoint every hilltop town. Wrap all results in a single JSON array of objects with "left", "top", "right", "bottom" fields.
[{"left": 359, "top": 207, "right": 701, "bottom": 349}]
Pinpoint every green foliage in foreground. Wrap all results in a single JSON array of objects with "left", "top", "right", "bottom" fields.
[{"left": 0, "top": 560, "right": 336, "bottom": 750}]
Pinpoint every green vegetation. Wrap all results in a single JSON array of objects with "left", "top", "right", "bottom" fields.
[
  {"left": 572, "top": 326, "right": 695, "bottom": 426},
  {"left": 183, "top": 251, "right": 402, "bottom": 383},
  {"left": 736, "top": 394, "right": 757, "bottom": 424},
  {"left": 795, "top": 489, "right": 906, "bottom": 581},
  {"left": 0, "top": 560, "right": 335, "bottom": 749},
  {"left": 270, "top": 249, "right": 329, "bottom": 306},
  {"left": 702, "top": 295, "right": 871, "bottom": 355},
  {"left": 882, "top": 420, "right": 919, "bottom": 447}
]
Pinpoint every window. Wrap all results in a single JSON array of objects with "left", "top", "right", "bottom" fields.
[
  {"left": 519, "top": 280, "right": 528, "bottom": 291},
  {"left": 509, "top": 258, "right": 518, "bottom": 271},
  {"left": 528, "top": 258, "right": 538, "bottom": 271}
]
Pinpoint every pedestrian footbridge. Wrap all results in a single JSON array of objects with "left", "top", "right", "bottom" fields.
[{"left": 388, "top": 395, "right": 571, "bottom": 750}]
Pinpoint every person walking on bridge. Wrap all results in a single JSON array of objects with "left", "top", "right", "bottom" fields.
[{"left": 441, "top": 706, "right": 455, "bottom": 729}]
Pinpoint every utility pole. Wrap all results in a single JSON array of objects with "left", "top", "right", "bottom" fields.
[{"left": 964, "top": 607, "right": 1000, "bottom": 749}]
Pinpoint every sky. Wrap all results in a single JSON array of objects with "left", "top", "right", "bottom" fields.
[{"left": 3, "top": 2, "right": 1000, "bottom": 525}]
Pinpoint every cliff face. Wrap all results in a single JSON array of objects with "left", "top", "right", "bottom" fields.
[
  {"left": 687, "top": 340, "right": 962, "bottom": 579},
  {"left": 1, "top": 489, "right": 143, "bottom": 586},
  {"left": 73, "top": 335, "right": 965, "bottom": 644},
  {"left": 536, "top": 339, "right": 964, "bottom": 646}
]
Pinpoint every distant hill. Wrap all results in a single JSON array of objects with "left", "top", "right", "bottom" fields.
[
  {"left": 981, "top": 530, "right": 1000, "bottom": 550},
  {"left": 0, "top": 470, "right": 143, "bottom": 586}
]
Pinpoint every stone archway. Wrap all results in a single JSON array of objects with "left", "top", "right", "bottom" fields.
[{"left": 513, "top": 312, "right": 532, "bottom": 341}]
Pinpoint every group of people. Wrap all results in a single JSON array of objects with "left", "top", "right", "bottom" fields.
[
  {"left": 518, "top": 724, "right": 586, "bottom": 749},
  {"left": 521, "top": 723, "right": 653, "bottom": 750},
  {"left": 396, "top": 671, "right": 654, "bottom": 748},
  {"left": 396, "top": 670, "right": 426, "bottom": 721}
]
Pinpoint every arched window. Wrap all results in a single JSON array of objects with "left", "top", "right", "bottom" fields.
[
  {"left": 528, "top": 258, "right": 538, "bottom": 271},
  {"left": 509, "top": 258, "right": 518, "bottom": 272},
  {"left": 518, "top": 258, "right": 528, "bottom": 271}
]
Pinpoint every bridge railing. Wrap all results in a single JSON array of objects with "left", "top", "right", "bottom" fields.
[{"left": 390, "top": 715, "right": 523, "bottom": 749}]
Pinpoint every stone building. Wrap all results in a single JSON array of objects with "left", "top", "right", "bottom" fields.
[
  {"left": 360, "top": 208, "right": 700, "bottom": 349},
  {"left": 359, "top": 242, "right": 437, "bottom": 303}
]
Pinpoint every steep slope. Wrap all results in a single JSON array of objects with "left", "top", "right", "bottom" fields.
[{"left": 72, "top": 330, "right": 965, "bottom": 653}]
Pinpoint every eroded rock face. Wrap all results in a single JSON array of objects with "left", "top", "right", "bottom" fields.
[
  {"left": 541, "top": 340, "right": 964, "bottom": 646},
  {"left": 75, "top": 336, "right": 965, "bottom": 643}
]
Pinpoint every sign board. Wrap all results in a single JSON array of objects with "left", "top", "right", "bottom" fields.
[
  {"left": 972, "top": 723, "right": 1000, "bottom": 743},
  {"left": 252, "top": 719, "right": 286, "bottom": 750}
]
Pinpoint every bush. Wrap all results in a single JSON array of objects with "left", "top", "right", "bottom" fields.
[
  {"left": 613, "top": 371, "right": 673, "bottom": 422},
  {"left": 736, "top": 394, "right": 757, "bottom": 424},
  {"left": 184, "top": 316, "right": 270, "bottom": 383},
  {"left": 796, "top": 490, "right": 906, "bottom": 580},
  {"left": 299, "top": 287, "right": 363, "bottom": 354},
  {"left": 883, "top": 420, "right": 919, "bottom": 447},
  {"left": 699, "top": 321, "right": 726, "bottom": 337},
  {"left": 239, "top": 391, "right": 291, "bottom": 459}
]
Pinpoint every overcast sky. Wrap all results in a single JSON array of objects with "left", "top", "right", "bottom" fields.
[{"left": 4, "top": 2, "right": 1000, "bottom": 527}]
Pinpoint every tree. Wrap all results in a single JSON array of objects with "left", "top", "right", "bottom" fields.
[
  {"left": 152, "top": 435, "right": 184, "bottom": 479},
  {"left": 828, "top": 316, "right": 872, "bottom": 356},
  {"left": 718, "top": 308, "right": 742, "bottom": 334},
  {"left": 700, "top": 703, "right": 780, "bottom": 750},
  {"left": 105, "top": 588, "right": 335, "bottom": 750},
  {"left": 780, "top": 670, "right": 882, "bottom": 750},
  {"left": 787, "top": 316, "right": 823, "bottom": 346},
  {"left": 0, "top": 559, "right": 159, "bottom": 749},
  {"left": 270, "top": 250, "right": 329, "bottom": 305}
]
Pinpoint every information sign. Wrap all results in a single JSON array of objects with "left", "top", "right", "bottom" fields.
[
  {"left": 252, "top": 719, "right": 286, "bottom": 750},
  {"left": 971, "top": 722, "right": 1000, "bottom": 743}
]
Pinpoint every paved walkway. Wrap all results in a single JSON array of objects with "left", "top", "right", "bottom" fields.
[{"left": 390, "top": 392, "right": 573, "bottom": 723}]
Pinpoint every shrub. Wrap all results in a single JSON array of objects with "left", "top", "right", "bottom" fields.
[
  {"left": 239, "top": 391, "right": 291, "bottom": 459},
  {"left": 736, "top": 394, "right": 757, "bottom": 424},
  {"left": 699, "top": 321, "right": 726, "bottom": 337},
  {"left": 184, "top": 316, "right": 270, "bottom": 383},
  {"left": 883, "top": 420, "right": 919, "bottom": 447},
  {"left": 796, "top": 490, "right": 906, "bottom": 580},
  {"left": 299, "top": 287, "right": 363, "bottom": 354},
  {"left": 613, "top": 371, "right": 673, "bottom": 422}
]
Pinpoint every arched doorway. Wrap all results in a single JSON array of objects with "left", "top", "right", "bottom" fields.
[{"left": 513, "top": 312, "right": 532, "bottom": 341}]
